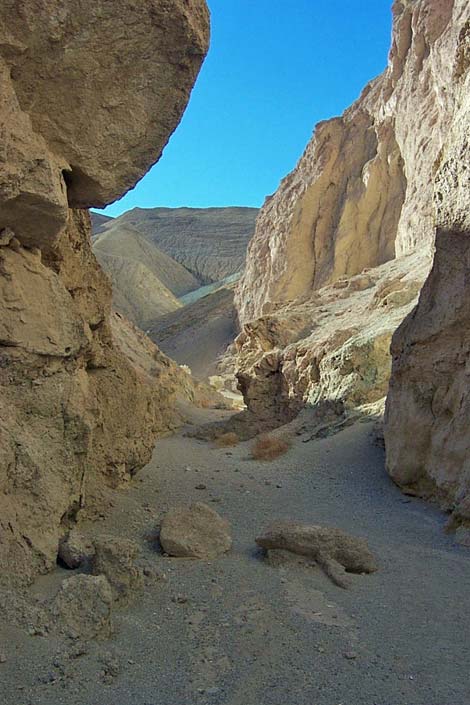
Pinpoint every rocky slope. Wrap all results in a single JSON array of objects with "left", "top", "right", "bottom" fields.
[
  {"left": 0, "top": 0, "right": 209, "bottom": 584},
  {"left": 232, "top": 1, "right": 470, "bottom": 517},
  {"left": 112, "top": 206, "right": 258, "bottom": 283},
  {"left": 149, "top": 287, "right": 236, "bottom": 378}
]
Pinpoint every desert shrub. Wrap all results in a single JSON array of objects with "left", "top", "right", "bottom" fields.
[
  {"left": 214, "top": 432, "right": 239, "bottom": 448},
  {"left": 251, "top": 435, "right": 291, "bottom": 461}
]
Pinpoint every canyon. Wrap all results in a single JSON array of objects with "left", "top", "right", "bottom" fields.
[
  {"left": 233, "top": 0, "right": 470, "bottom": 526},
  {"left": 0, "top": 0, "right": 469, "bottom": 703}
]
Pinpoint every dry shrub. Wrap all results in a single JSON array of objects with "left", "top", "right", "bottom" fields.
[
  {"left": 252, "top": 435, "right": 291, "bottom": 461},
  {"left": 214, "top": 432, "right": 240, "bottom": 448}
]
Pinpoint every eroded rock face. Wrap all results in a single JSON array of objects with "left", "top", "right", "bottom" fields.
[
  {"left": 385, "top": 20, "right": 470, "bottom": 522},
  {"left": 236, "top": 0, "right": 463, "bottom": 325},
  {"left": 0, "top": 0, "right": 209, "bottom": 211},
  {"left": 0, "top": 0, "right": 209, "bottom": 583},
  {"left": 232, "top": 0, "right": 468, "bottom": 434}
]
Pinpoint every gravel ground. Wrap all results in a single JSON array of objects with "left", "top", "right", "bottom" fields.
[{"left": 1, "top": 409, "right": 470, "bottom": 705}]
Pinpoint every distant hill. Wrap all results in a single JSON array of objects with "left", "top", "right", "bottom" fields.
[
  {"left": 110, "top": 206, "right": 258, "bottom": 283},
  {"left": 148, "top": 287, "right": 235, "bottom": 378},
  {"left": 93, "top": 221, "right": 199, "bottom": 297},
  {"left": 94, "top": 251, "right": 182, "bottom": 329},
  {"left": 90, "top": 212, "right": 114, "bottom": 236}
]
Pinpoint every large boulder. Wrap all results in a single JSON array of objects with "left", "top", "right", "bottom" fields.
[{"left": 256, "top": 521, "right": 378, "bottom": 589}]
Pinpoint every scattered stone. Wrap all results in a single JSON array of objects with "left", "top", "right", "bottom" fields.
[
  {"left": 195, "top": 484, "right": 207, "bottom": 490},
  {"left": 51, "top": 575, "right": 113, "bottom": 639},
  {"left": 92, "top": 535, "right": 144, "bottom": 606},
  {"left": 256, "top": 521, "right": 378, "bottom": 588},
  {"left": 160, "top": 502, "right": 232, "bottom": 559},
  {"left": 171, "top": 595, "right": 188, "bottom": 604},
  {"left": 343, "top": 650, "right": 358, "bottom": 660},
  {"left": 58, "top": 529, "right": 95, "bottom": 569},
  {"left": 0, "top": 652, "right": 6, "bottom": 663}
]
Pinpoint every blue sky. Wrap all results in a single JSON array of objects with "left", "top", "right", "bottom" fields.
[{"left": 100, "top": 0, "right": 393, "bottom": 217}]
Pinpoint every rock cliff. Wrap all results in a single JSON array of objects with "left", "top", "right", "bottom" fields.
[
  {"left": 233, "top": 1, "right": 469, "bottom": 441},
  {"left": 0, "top": 0, "right": 209, "bottom": 583},
  {"left": 385, "top": 13, "right": 470, "bottom": 523}
]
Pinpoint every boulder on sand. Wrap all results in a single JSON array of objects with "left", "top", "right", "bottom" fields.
[
  {"left": 256, "top": 521, "right": 377, "bottom": 588},
  {"left": 160, "top": 503, "right": 232, "bottom": 559}
]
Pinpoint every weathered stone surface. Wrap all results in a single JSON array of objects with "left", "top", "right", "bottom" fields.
[
  {"left": 92, "top": 536, "right": 144, "bottom": 606},
  {"left": 384, "top": 10, "right": 470, "bottom": 522},
  {"left": 231, "top": 0, "right": 469, "bottom": 460},
  {"left": 58, "top": 530, "right": 95, "bottom": 569},
  {"left": 231, "top": 255, "right": 425, "bottom": 424},
  {"left": 0, "top": 0, "right": 209, "bottom": 211},
  {"left": 0, "top": 0, "right": 209, "bottom": 584},
  {"left": 52, "top": 575, "right": 114, "bottom": 639},
  {"left": 256, "top": 521, "right": 378, "bottom": 589},
  {"left": 236, "top": 0, "right": 463, "bottom": 326},
  {"left": 160, "top": 502, "right": 232, "bottom": 559}
]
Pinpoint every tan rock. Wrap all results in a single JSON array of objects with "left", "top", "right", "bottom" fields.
[
  {"left": 160, "top": 503, "right": 232, "bottom": 559},
  {"left": 0, "top": 0, "right": 209, "bottom": 584},
  {"left": 52, "top": 575, "right": 114, "bottom": 640},
  {"left": 236, "top": 0, "right": 464, "bottom": 326},
  {"left": 0, "top": 0, "right": 209, "bottom": 211},
  {"left": 92, "top": 536, "right": 144, "bottom": 606},
  {"left": 58, "top": 530, "right": 95, "bottom": 569},
  {"left": 384, "top": 12, "right": 470, "bottom": 521},
  {"left": 256, "top": 521, "right": 378, "bottom": 589}
]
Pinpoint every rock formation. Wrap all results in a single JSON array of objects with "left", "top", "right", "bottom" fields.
[
  {"left": 256, "top": 521, "right": 378, "bottom": 589},
  {"left": 0, "top": 0, "right": 209, "bottom": 583},
  {"left": 111, "top": 206, "right": 259, "bottom": 283},
  {"left": 232, "top": 0, "right": 469, "bottom": 445},
  {"left": 385, "top": 14, "right": 470, "bottom": 523}
]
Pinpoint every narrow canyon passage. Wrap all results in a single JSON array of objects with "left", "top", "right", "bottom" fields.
[{"left": 1, "top": 407, "right": 469, "bottom": 705}]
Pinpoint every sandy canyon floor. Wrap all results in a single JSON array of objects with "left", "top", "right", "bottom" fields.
[{"left": 1, "top": 406, "right": 469, "bottom": 705}]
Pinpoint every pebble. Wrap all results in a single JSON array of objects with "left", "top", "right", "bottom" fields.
[
  {"left": 343, "top": 651, "right": 358, "bottom": 660},
  {"left": 172, "top": 595, "right": 188, "bottom": 604},
  {"left": 195, "top": 484, "right": 207, "bottom": 490},
  {"left": 0, "top": 652, "right": 6, "bottom": 663}
]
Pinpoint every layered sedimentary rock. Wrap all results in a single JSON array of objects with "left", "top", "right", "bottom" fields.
[
  {"left": 385, "top": 15, "right": 470, "bottom": 522},
  {"left": 112, "top": 206, "right": 259, "bottom": 283},
  {"left": 233, "top": 1, "right": 468, "bottom": 437},
  {"left": 0, "top": 0, "right": 209, "bottom": 583}
]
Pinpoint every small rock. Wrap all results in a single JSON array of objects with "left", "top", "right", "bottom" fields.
[
  {"left": 343, "top": 651, "right": 358, "bottom": 660},
  {"left": 160, "top": 502, "right": 232, "bottom": 559},
  {"left": 0, "top": 652, "right": 6, "bottom": 663},
  {"left": 195, "top": 483, "right": 207, "bottom": 490},
  {"left": 51, "top": 575, "right": 114, "bottom": 640},
  {"left": 171, "top": 595, "right": 188, "bottom": 604},
  {"left": 92, "top": 535, "right": 144, "bottom": 606},
  {"left": 58, "top": 530, "right": 95, "bottom": 569}
]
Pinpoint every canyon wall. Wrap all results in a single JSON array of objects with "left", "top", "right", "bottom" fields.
[
  {"left": 0, "top": 0, "right": 209, "bottom": 583},
  {"left": 237, "top": 0, "right": 463, "bottom": 325},
  {"left": 385, "top": 16, "right": 470, "bottom": 523},
  {"left": 232, "top": 0, "right": 469, "bottom": 435}
]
